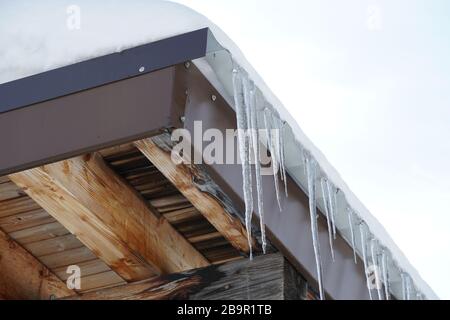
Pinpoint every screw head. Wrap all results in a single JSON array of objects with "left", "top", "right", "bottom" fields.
[
  {"left": 139, "top": 66, "right": 145, "bottom": 72},
  {"left": 211, "top": 94, "right": 217, "bottom": 102},
  {"left": 184, "top": 61, "right": 191, "bottom": 69},
  {"left": 180, "top": 116, "right": 186, "bottom": 123}
]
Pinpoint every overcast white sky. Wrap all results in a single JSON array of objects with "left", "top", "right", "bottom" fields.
[{"left": 173, "top": 0, "right": 450, "bottom": 298}]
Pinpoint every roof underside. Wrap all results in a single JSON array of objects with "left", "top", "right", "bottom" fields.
[{"left": 0, "top": 142, "right": 243, "bottom": 295}]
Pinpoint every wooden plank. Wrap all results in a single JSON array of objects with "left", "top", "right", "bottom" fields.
[
  {"left": 149, "top": 194, "right": 190, "bottom": 208},
  {"left": 0, "top": 176, "right": 9, "bottom": 184},
  {"left": 211, "top": 255, "right": 243, "bottom": 265},
  {"left": 53, "top": 259, "right": 111, "bottom": 281},
  {"left": 10, "top": 153, "right": 209, "bottom": 280},
  {"left": 0, "top": 181, "right": 25, "bottom": 201},
  {"left": 79, "top": 271, "right": 126, "bottom": 292},
  {"left": 0, "top": 228, "right": 74, "bottom": 299},
  {"left": 0, "top": 209, "right": 55, "bottom": 233},
  {"left": 10, "top": 166, "right": 153, "bottom": 281},
  {"left": 188, "top": 231, "right": 222, "bottom": 244},
  {"left": 162, "top": 207, "right": 201, "bottom": 224},
  {"left": 65, "top": 253, "right": 306, "bottom": 300},
  {"left": 23, "top": 234, "right": 83, "bottom": 257},
  {"left": 39, "top": 246, "right": 98, "bottom": 269},
  {"left": 0, "top": 196, "right": 41, "bottom": 218},
  {"left": 98, "top": 143, "right": 136, "bottom": 159},
  {"left": 135, "top": 135, "right": 254, "bottom": 254},
  {"left": 9, "top": 221, "right": 70, "bottom": 244}
]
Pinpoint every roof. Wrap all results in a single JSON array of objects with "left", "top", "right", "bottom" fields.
[{"left": 0, "top": 0, "right": 437, "bottom": 299}]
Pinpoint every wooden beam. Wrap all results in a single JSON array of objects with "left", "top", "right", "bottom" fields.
[
  {"left": 134, "top": 135, "right": 255, "bottom": 254},
  {"left": 9, "top": 153, "right": 209, "bottom": 282},
  {"left": 0, "top": 228, "right": 74, "bottom": 300},
  {"left": 64, "top": 253, "right": 306, "bottom": 300}
]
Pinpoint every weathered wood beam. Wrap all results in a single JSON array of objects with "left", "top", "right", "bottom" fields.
[
  {"left": 134, "top": 135, "right": 255, "bottom": 254},
  {"left": 9, "top": 153, "right": 209, "bottom": 282},
  {"left": 0, "top": 228, "right": 74, "bottom": 300},
  {"left": 64, "top": 253, "right": 306, "bottom": 300}
]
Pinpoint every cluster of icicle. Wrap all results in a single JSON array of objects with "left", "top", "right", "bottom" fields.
[
  {"left": 231, "top": 67, "right": 425, "bottom": 300},
  {"left": 232, "top": 67, "right": 288, "bottom": 257},
  {"left": 304, "top": 141, "right": 425, "bottom": 301}
]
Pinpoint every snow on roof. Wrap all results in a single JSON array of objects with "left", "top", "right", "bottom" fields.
[{"left": 0, "top": 0, "right": 438, "bottom": 299}]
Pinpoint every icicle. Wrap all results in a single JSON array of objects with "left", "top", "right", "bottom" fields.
[
  {"left": 381, "top": 249, "right": 389, "bottom": 300},
  {"left": 401, "top": 272, "right": 413, "bottom": 300},
  {"left": 370, "top": 239, "right": 383, "bottom": 300},
  {"left": 401, "top": 273, "right": 408, "bottom": 300},
  {"left": 232, "top": 69, "right": 253, "bottom": 259},
  {"left": 359, "top": 222, "right": 373, "bottom": 300},
  {"left": 304, "top": 151, "right": 325, "bottom": 300},
  {"left": 327, "top": 182, "right": 337, "bottom": 239},
  {"left": 320, "top": 178, "right": 335, "bottom": 261},
  {"left": 263, "top": 108, "right": 282, "bottom": 211},
  {"left": 279, "top": 120, "right": 288, "bottom": 197},
  {"left": 248, "top": 85, "right": 266, "bottom": 254},
  {"left": 272, "top": 115, "right": 285, "bottom": 208},
  {"left": 410, "top": 284, "right": 417, "bottom": 301},
  {"left": 347, "top": 207, "right": 358, "bottom": 264},
  {"left": 406, "top": 274, "right": 412, "bottom": 300}
]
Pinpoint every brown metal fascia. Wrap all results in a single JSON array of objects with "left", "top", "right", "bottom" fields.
[{"left": 0, "top": 66, "right": 186, "bottom": 176}]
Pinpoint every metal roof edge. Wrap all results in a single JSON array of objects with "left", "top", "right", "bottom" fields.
[{"left": 0, "top": 28, "right": 209, "bottom": 114}]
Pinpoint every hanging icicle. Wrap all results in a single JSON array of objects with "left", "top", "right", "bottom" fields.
[
  {"left": 405, "top": 274, "right": 412, "bottom": 300},
  {"left": 232, "top": 68, "right": 254, "bottom": 259},
  {"left": 320, "top": 177, "right": 335, "bottom": 261},
  {"left": 381, "top": 249, "right": 390, "bottom": 300},
  {"left": 320, "top": 178, "right": 338, "bottom": 241},
  {"left": 401, "top": 272, "right": 409, "bottom": 300},
  {"left": 231, "top": 63, "right": 427, "bottom": 301},
  {"left": 401, "top": 272, "right": 415, "bottom": 300},
  {"left": 370, "top": 239, "right": 383, "bottom": 300},
  {"left": 304, "top": 151, "right": 325, "bottom": 300},
  {"left": 347, "top": 207, "right": 358, "bottom": 264},
  {"left": 233, "top": 66, "right": 290, "bottom": 256},
  {"left": 327, "top": 182, "right": 338, "bottom": 239},
  {"left": 248, "top": 83, "right": 267, "bottom": 254},
  {"left": 263, "top": 108, "right": 282, "bottom": 211},
  {"left": 359, "top": 222, "right": 373, "bottom": 300},
  {"left": 279, "top": 120, "right": 288, "bottom": 198}
]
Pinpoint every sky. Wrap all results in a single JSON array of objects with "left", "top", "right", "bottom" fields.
[{"left": 173, "top": 0, "right": 450, "bottom": 298}]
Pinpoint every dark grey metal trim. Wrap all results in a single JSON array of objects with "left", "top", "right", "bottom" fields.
[{"left": 0, "top": 28, "right": 209, "bottom": 113}]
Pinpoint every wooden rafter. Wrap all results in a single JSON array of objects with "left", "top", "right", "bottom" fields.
[
  {"left": 9, "top": 153, "right": 209, "bottom": 282},
  {"left": 134, "top": 135, "right": 255, "bottom": 254},
  {"left": 64, "top": 253, "right": 306, "bottom": 300},
  {"left": 0, "top": 228, "right": 74, "bottom": 300}
]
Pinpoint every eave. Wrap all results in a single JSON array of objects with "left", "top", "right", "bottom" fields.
[{"left": 0, "top": 28, "right": 400, "bottom": 300}]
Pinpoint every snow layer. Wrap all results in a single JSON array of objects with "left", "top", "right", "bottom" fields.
[{"left": 0, "top": 0, "right": 438, "bottom": 299}]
